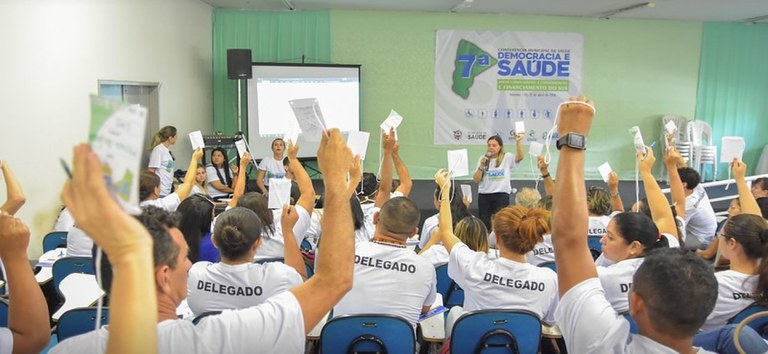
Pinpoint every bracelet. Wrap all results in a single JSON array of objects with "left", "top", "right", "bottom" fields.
[
  {"left": 541, "top": 173, "right": 550, "bottom": 179},
  {"left": 611, "top": 191, "right": 620, "bottom": 197}
]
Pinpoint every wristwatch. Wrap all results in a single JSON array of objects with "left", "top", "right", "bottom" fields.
[{"left": 556, "top": 133, "right": 586, "bottom": 151}]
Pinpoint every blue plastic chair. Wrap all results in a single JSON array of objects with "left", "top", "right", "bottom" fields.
[
  {"left": 43, "top": 231, "right": 68, "bottom": 253},
  {"left": 537, "top": 261, "right": 557, "bottom": 272},
  {"left": 436, "top": 264, "right": 464, "bottom": 308},
  {"left": 56, "top": 307, "right": 109, "bottom": 342},
  {"left": 450, "top": 310, "right": 542, "bottom": 354},
  {"left": 621, "top": 312, "right": 638, "bottom": 334},
  {"left": 728, "top": 302, "right": 768, "bottom": 338},
  {"left": 587, "top": 236, "right": 602, "bottom": 260},
  {"left": 52, "top": 257, "right": 96, "bottom": 297},
  {"left": 0, "top": 299, "right": 7, "bottom": 327},
  {"left": 320, "top": 314, "right": 414, "bottom": 354}
]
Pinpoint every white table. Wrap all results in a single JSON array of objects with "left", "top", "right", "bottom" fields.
[
  {"left": 34, "top": 248, "right": 67, "bottom": 284},
  {"left": 52, "top": 273, "right": 105, "bottom": 321},
  {"left": 306, "top": 311, "right": 330, "bottom": 340}
]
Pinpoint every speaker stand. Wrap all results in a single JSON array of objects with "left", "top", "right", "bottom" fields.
[{"left": 236, "top": 79, "right": 243, "bottom": 133}]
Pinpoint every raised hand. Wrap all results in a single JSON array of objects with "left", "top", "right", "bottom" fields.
[
  {"left": 556, "top": 95, "right": 595, "bottom": 137},
  {"left": 317, "top": 129, "right": 353, "bottom": 194},
  {"left": 636, "top": 146, "right": 656, "bottom": 173}
]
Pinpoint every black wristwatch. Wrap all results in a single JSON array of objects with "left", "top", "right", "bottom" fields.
[{"left": 556, "top": 133, "right": 587, "bottom": 150}]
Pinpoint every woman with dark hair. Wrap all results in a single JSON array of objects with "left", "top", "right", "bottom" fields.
[
  {"left": 147, "top": 125, "right": 177, "bottom": 197},
  {"left": 185, "top": 207, "right": 305, "bottom": 316},
  {"left": 472, "top": 134, "right": 524, "bottom": 229},
  {"left": 205, "top": 147, "right": 238, "bottom": 200},
  {"left": 256, "top": 138, "right": 287, "bottom": 196},
  {"left": 177, "top": 194, "right": 216, "bottom": 263}
]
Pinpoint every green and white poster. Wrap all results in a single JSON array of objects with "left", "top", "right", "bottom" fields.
[
  {"left": 434, "top": 30, "right": 583, "bottom": 145},
  {"left": 89, "top": 96, "right": 147, "bottom": 214}
]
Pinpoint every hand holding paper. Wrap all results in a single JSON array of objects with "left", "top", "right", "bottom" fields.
[
  {"left": 189, "top": 131, "right": 205, "bottom": 150},
  {"left": 528, "top": 141, "right": 543, "bottom": 157},
  {"left": 346, "top": 131, "right": 370, "bottom": 160},
  {"left": 460, "top": 184, "right": 472, "bottom": 204},
  {"left": 235, "top": 139, "right": 247, "bottom": 158},
  {"left": 268, "top": 178, "right": 292, "bottom": 209},
  {"left": 380, "top": 110, "right": 403, "bottom": 140},
  {"left": 731, "top": 159, "right": 747, "bottom": 180},
  {"left": 515, "top": 121, "right": 525, "bottom": 136},
  {"left": 720, "top": 137, "right": 745, "bottom": 163},
  {"left": 447, "top": 149, "right": 469, "bottom": 177},
  {"left": 598, "top": 162, "right": 613, "bottom": 183},
  {"left": 289, "top": 98, "right": 327, "bottom": 142}
]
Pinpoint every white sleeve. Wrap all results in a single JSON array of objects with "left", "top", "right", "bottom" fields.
[
  {"left": 197, "top": 291, "right": 305, "bottom": 353},
  {"left": 53, "top": 208, "right": 75, "bottom": 232},
  {"left": 506, "top": 152, "right": 519, "bottom": 170},
  {"left": 257, "top": 158, "right": 268, "bottom": 171},
  {"left": 148, "top": 146, "right": 163, "bottom": 169},
  {"left": 554, "top": 278, "right": 630, "bottom": 353},
  {"left": 291, "top": 205, "right": 311, "bottom": 244},
  {"left": 0, "top": 328, "right": 12, "bottom": 354},
  {"left": 205, "top": 166, "right": 220, "bottom": 183},
  {"left": 447, "top": 243, "right": 475, "bottom": 289},
  {"left": 160, "top": 193, "right": 182, "bottom": 212},
  {"left": 423, "top": 268, "right": 438, "bottom": 307}
]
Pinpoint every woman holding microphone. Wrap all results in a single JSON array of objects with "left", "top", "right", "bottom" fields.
[{"left": 473, "top": 133, "right": 524, "bottom": 229}]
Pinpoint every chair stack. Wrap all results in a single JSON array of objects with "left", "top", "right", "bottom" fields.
[
  {"left": 660, "top": 115, "right": 691, "bottom": 180},
  {"left": 687, "top": 120, "right": 718, "bottom": 181}
]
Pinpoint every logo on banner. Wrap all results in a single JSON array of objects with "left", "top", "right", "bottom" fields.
[
  {"left": 467, "top": 131, "right": 487, "bottom": 141},
  {"left": 452, "top": 40, "right": 498, "bottom": 99},
  {"left": 453, "top": 130, "right": 463, "bottom": 141}
]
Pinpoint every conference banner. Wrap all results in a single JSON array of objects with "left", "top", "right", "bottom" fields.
[{"left": 434, "top": 30, "right": 584, "bottom": 145}]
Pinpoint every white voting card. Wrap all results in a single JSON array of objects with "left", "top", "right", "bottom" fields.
[
  {"left": 461, "top": 184, "right": 473, "bottom": 204},
  {"left": 289, "top": 98, "right": 327, "bottom": 142},
  {"left": 346, "top": 131, "right": 370, "bottom": 160},
  {"left": 283, "top": 129, "right": 299, "bottom": 147},
  {"left": 380, "top": 110, "right": 403, "bottom": 140},
  {"left": 528, "top": 141, "right": 543, "bottom": 157},
  {"left": 664, "top": 120, "right": 677, "bottom": 135},
  {"left": 598, "top": 162, "right": 613, "bottom": 183},
  {"left": 268, "top": 178, "right": 292, "bottom": 209},
  {"left": 720, "top": 137, "right": 746, "bottom": 163},
  {"left": 189, "top": 130, "right": 205, "bottom": 150},
  {"left": 447, "top": 149, "right": 469, "bottom": 177},
  {"left": 515, "top": 121, "right": 525, "bottom": 135},
  {"left": 235, "top": 139, "right": 247, "bottom": 158}
]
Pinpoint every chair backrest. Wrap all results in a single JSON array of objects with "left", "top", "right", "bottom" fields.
[
  {"left": 57, "top": 307, "right": 109, "bottom": 342},
  {"left": 436, "top": 264, "right": 465, "bottom": 307},
  {"left": 537, "top": 261, "right": 556, "bottom": 272},
  {"left": 450, "top": 310, "right": 542, "bottom": 354},
  {"left": 587, "top": 236, "right": 602, "bottom": 260},
  {"left": 728, "top": 302, "right": 768, "bottom": 338},
  {"left": 320, "top": 314, "right": 414, "bottom": 354},
  {"left": 661, "top": 115, "right": 690, "bottom": 144},
  {"left": 43, "top": 231, "right": 68, "bottom": 253},
  {"left": 52, "top": 257, "right": 96, "bottom": 296},
  {"left": 0, "top": 299, "right": 7, "bottom": 327},
  {"left": 687, "top": 120, "right": 714, "bottom": 146}
]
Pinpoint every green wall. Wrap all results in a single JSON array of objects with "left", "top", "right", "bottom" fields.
[{"left": 330, "top": 11, "right": 702, "bottom": 180}]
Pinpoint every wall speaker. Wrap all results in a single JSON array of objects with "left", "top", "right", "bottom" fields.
[{"left": 227, "top": 49, "right": 252, "bottom": 79}]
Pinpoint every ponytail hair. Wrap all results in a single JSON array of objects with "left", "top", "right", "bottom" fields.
[
  {"left": 492, "top": 206, "right": 550, "bottom": 255},
  {"left": 612, "top": 212, "right": 668, "bottom": 255},
  {"left": 213, "top": 207, "right": 263, "bottom": 260},
  {"left": 149, "top": 126, "right": 177, "bottom": 150}
]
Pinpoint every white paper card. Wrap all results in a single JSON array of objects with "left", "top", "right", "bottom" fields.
[
  {"left": 598, "top": 162, "right": 613, "bottom": 183},
  {"left": 460, "top": 184, "right": 473, "bottom": 204},
  {"left": 289, "top": 98, "right": 327, "bottom": 142},
  {"left": 528, "top": 141, "right": 544, "bottom": 157},
  {"left": 515, "top": 121, "right": 525, "bottom": 135},
  {"left": 267, "top": 178, "right": 292, "bottom": 209},
  {"left": 283, "top": 129, "right": 299, "bottom": 147},
  {"left": 189, "top": 131, "right": 205, "bottom": 150},
  {"left": 346, "top": 131, "right": 370, "bottom": 160},
  {"left": 234, "top": 139, "right": 247, "bottom": 158},
  {"left": 720, "top": 137, "right": 746, "bottom": 163},
  {"left": 664, "top": 120, "right": 677, "bottom": 135},
  {"left": 447, "top": 149, "right": 469, "bottom": 177},
  {"left": 380, "top": 110, "right": 403, "bottom": 140}
]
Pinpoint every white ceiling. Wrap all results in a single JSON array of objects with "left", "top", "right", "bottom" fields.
[{"left": 201, "top": 0, "right": 768, "bottom": 22}]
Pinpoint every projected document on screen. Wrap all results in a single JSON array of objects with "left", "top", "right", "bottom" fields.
[{"left": 246, "top": 64, "right": 361, "bottom": 159}]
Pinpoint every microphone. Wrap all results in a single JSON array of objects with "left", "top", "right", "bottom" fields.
[{"left": 483, "top": 152, "right": 492, "bottom": 171}]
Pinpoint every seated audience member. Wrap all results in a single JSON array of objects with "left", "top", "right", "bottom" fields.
[
  {"left": 354, "top": 135, "right": 412, "bottom": 217},
  {"left": 186, "top": 206, "right": 305, "bottom": 316},
  {"left": 51, "top": 128, "right": 356, "bottom": 354},
  {"left": 189, "top": 165, "right": 209, "bottom": 196},
  {"left": 418, "top": 184, "right": 471, "bottom": 251},
  {"left": 256, "top": 138, "right": 286, "bottom": 196},
  {"left": 419, "top": 215, "right": 489, "bottom": 267},
  {"left": 61, "top": 144, "right": 158, "bottom": 354},
  {"left": 678, "top": 167, "right": 717, "bottom": 247},
  {"left": 752, "top": 177, "right": 768, "bottom": 199},
  {"left": 52, "top": 206, "right": 75, "bottom": 232},
  {"left": 632, "top": 147, "right": 682, "bottom": 247},
  {"left": 434, "top": 170, "right": 558, "bottom": 336},
  {"left": 0, "top": 160, "right": 25, "bottom": 215},
  {"left": 526, "top": 195, "right": 554, "bottom": 266},
  {"left": 147, "top": 126, "right": 178, "bottom": 197},
  {"left": 206, "top": 147, "right": 238, "bottom": 200},
  {"left": 177, "top": 194, "right": 217, "bottom": 263},
  {"left": 552, "top": 95, "right": 718, "bottom": 353},
  {"left": 141, "top": 148, "right": 203, "bottom": 211},
  {"left": 237, "top": 143, "right": 314, "bottom": 261},
  {"left": 587, "top": 186, "right": 616, "bottom": 240},
  {"left": 514, "top": 187, "right": 541, "bottom": 208},
  {"left": 333, "top": 131, "right": 437, "bottom": 328},
  {"left": 0, "top": 213, "right": 49, "bottom": 354}
]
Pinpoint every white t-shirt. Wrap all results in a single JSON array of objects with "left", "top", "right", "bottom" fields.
[
  {"left": 449, "top": 243, "right": 558, "bottom": 324},
  {"left": 685, "top": 186, "right": 717, "bottom": 246},
  {"left": 700, "top": 270, "right": 758, "bottom": 331},
  {"left": 49, "top": 291, "right": 305, "bottom": 354},
  {"left": 588, "top": 214, "right": 614, "bottom": 238},
  {"left": 53, "top": 207, "right": 75, "bottom": 232},
  {"left": 0, "top": 327, "right": 12, "bottom": 354},
  {"left": 206, "top": 165, "right": 233, "bottom": 199},
  {"left": 149, "top": 144, "right": 175, "bottom": 197},
  {"left": 555, "top": 278, "right": 713, "bottom": 354},
  {"left": 186, "top": 261, "right": 302, "bottom": 316},
  {"left": 257, "top": 157, "right": 285, "bottom": 187},
  {"left": 526, "top": 234, "right": 554, "bottom": 266},
  {"left": 140, "top": 193, "right": 181, "bottom": 212},
  {"left": 253, "top": 205, "right": 311, "bottom": 261},
  {"left": 418, "top": 214, "right": 440, "bottom": 250},
  {"left": 477, "top": 152, "right": 519, "bottom": 195},
  {"left": 66, "top": 226, "right": 93, "bottom": 257},
  {"left": 334, "top": 241, "right": 437, "bottom": 327},
  {"left": 304, "top": 210, "right": 322, "bottom": 246},
  {"left": 420, "top": 245, "right": 449, "bottom": 267},
  {"left": 596, "top": 257, "right": 645, "bottom": 313},
  {"left": 190, "top": 184, "right": 208, "bottom": 197}
]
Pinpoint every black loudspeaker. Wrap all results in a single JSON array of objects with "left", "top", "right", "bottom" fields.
[{"left": 227, "top": 49, "right": 252, "bottom": 79}]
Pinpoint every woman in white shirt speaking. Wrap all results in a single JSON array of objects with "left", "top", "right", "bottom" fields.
[{"left": 472, "top": 134, "right": 523, "bottom": 230}]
